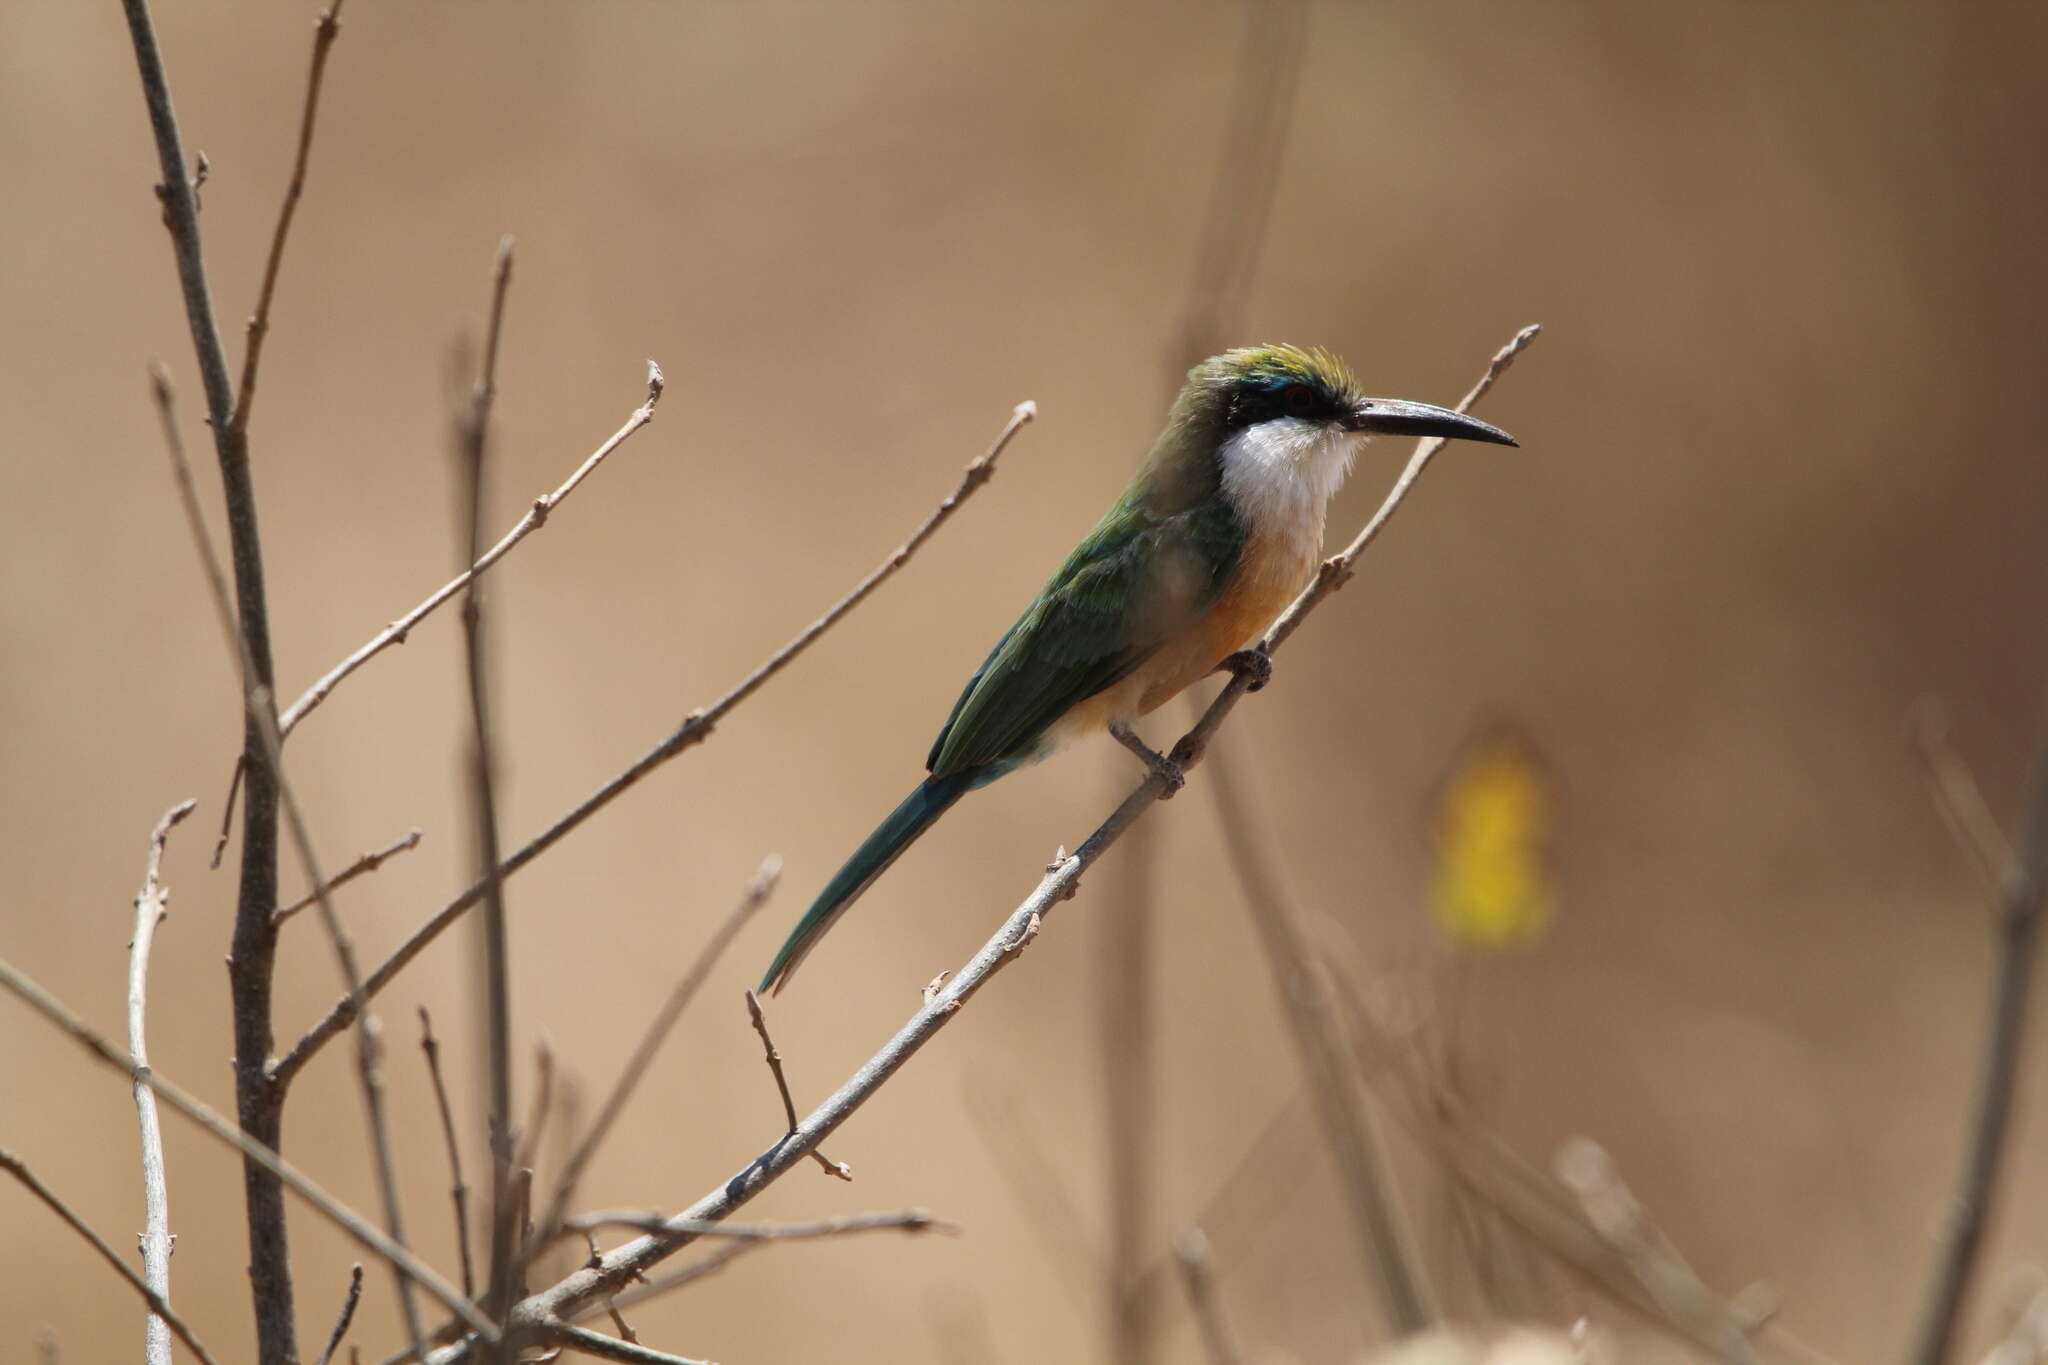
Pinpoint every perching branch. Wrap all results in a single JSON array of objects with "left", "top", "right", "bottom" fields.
[
  {"left": 0, "top": 1149, "right": 221, "bottom": 1365},
  {"left": 129, "top": 799, "right": 196, "bottom": 1365},
  {"left": 1909, "top": 744, "right": 2048, "bottom": 1365},
  {"left": 277, "top": 359, "right": 664, "bottom": 740},
  {"left": 419, "top": 328, "right": 1535, "bottom": 1364},
  {"left": 273, "top": 398, "right": 1036, "bottom": 1088},
  {"left": 561, "top": 1209, "right": 952, "bottom": 1241},
  {"left": 541, "top": 1322, "right": 713, "bottom": 1365},
  {"left": 0, "top": 955, "right": 496, "bottom": 1342}
]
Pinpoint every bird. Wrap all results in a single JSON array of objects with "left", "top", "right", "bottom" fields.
[{"left": 759, "top": 344, "right": 1517, "bottom": 993}]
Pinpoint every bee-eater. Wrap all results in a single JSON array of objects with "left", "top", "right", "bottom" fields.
[{"left": 760, "top": 344, "right": 1517, "bottom": 993}]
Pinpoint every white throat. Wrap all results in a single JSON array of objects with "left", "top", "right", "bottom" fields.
[{"left": 1216, "top": 417, "right": 1364, "bottom": 533}]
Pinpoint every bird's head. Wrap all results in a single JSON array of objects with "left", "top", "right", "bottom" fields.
[{"left": 1188, "top": 343, "right": 1518, "bottom": 448}]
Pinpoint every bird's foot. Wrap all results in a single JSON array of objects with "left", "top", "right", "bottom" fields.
[
  {"left": 1110, "top": 720, "right": 1185, "bottom": 797},
  {"left": 1217, "top": 648, "right": 1273, "bottom": 692}
]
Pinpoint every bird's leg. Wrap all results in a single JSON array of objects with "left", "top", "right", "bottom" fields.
[
  {"left": 1216, "top": 647, "right": 1274, "bottom": 692},
  {"left": 1109, "top": 720, "right": 1185, "bottom": 797}
]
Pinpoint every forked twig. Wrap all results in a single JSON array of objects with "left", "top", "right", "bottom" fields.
[
  {"left": 273, "top": 400, "right": 1035, "bottom": 1087},
  {"left": 154, "top": 366, "right": 432, "bottom": 1359},
  {"left": 746, "top": 991, "right": 851, "bottom": 1180},
  {"left": 0, "top": 957, "right": 494, "bottom": 1340}
]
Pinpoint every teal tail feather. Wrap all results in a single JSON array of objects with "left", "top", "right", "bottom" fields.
[{"left": 759, "top": 770, "right": 980, "bottom": 994}]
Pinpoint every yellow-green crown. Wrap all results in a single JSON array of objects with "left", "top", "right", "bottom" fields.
[{"left": 1196, "top": 343, "right": 1361, "bottom": 403}]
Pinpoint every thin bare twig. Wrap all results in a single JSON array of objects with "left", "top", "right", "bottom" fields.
[
  {"left": 0, "top": 1149, "right": 221, "bottom": 1365},
  {"left": 536, "top": 858, "right": 781, "bottom": 1247},
  {"left": 746, "top": 990, "right": 851, "bottom": 1180},
  {"left": 155, "top": 365, "right": 433, "bottom": 1360},
  {"left": 516, "top": 1036, "right": 556, "bottom": 1178},
  {"left": 314, "top": 1264, "right": 366, "bottom": 1365},
  {"left": 1173, "top": 1228, "right": 1247, "bottom": 1365},
  {"left": 420, "top": 1007, "right": 478, "bottom": 1300},
  {"left": 0, "top": 956, "right": 495, "bottom": 1340},
  {"left": 542, "top": 1321, "right": 712, "bottom": 1365},
  {"left": 561, "top": 1209, "right": 952, "bottom": 1241},
  {"left": 275, "top": 828, "right": 424, "bottom": 924},
  {"left": 273, "top": 399, "right": 1035, "bottom": 1087},
  {"left": 1911, "top": 746, "right": 2048, "bottom": 1365},
  {"left": 230, "top": 0, "right": 347, "bottom": 438},
  {"left": 277, "top": 359, "right": 664, "bottom": 739},
  {"left": 1203, "top": 730, "right": 1435, "bottom": 1330},
  {"left": 129, "top": 799, "right": 196, "bottom": 1365},
  {"left": 1555, "top": 1138, "right": 1760, "bottom": 1365},
  {"left": 601, "top": 1245, "right": 758, "bottom": 1315},
  {"left": 418, "top": 331, "right": 1534, "bottom": 1364}
]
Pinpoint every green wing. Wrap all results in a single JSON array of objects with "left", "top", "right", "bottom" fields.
[{"left": 927, "top": 492, "right": 1243, "bottom": 777}]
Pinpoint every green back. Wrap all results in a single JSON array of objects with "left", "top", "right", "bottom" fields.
[{"left": 926, "top": 411, "right": 1246, "bottom": 777}]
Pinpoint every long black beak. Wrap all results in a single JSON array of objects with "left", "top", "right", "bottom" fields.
[{"left": 1344, "top": 397, "right": 1518, "bottom": 447}]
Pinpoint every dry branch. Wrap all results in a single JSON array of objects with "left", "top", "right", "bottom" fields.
[
  {"left": 277, "top": 359, "right": 664, "bottom": 740},
  {"left": 273, "top": 399, "right": 1036, "bottom": 1087},
  {"left": 275, "top": 828, "right": 423, "bottom": 925},
  {"left": 1174, "top": 1229, "right": 1247, "bottom": 1365},
  {"left": 0, "top": 1149, "right": 220, "bottom": 1365},
  {"left": 129, "top": 799, "right": 196, "bottom": 1365},
  {"left": 746, "top": 990, "right": 852, "bottom": 1180},
  {"left": 314, "top": 1265, "right": 366, "bottom": 1365},
  {"left": 417, "top": 328, "right": 1535, "bottom": 1364},
  {"left": 0, "top": 956, "right": 495, "bottom": 1341}
]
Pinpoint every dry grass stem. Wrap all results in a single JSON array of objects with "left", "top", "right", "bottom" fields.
[{"left": 273, "top": 399, "right": 1034, "bottom": 1087}]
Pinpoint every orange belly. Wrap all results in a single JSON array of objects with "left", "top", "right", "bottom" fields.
[{"left": 1052, "top": 523, "right": 1319, "bottom": 742}]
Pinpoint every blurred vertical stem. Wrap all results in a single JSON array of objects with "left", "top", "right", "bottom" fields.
[
  {"left": 1100, "top": 0, "right": 1311, "bottom": 1357},
  {"left": 1909, "top": 745, "right": 2048, "bottom": 1365},
  {"left": 1102, "top": 814, "right": 1159, "bottom": 1365},
  {"left": 116, "top": 3, "right": 294, "bottom": 1359}
]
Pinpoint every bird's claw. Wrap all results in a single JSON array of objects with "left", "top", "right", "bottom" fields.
[{"left": 1218, "top": 648, "right": 1273, "bottom": 692}]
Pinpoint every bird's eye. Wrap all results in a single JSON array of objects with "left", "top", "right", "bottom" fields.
[{"left": 1281, "top": 384, "right": 1318, "bottom": 416}]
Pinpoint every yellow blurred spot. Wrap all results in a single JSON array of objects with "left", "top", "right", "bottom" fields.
[{"left": 1429, "top": 725, "right": 1560, "bottom": 952}]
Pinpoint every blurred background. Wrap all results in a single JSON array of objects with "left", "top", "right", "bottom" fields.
[{"left": 3, "top": 1, "right": 2045, "bottom": 1361}]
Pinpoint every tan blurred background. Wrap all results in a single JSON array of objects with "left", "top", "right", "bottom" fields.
[{"left": 3, "top": 1, "right": 2046, "bottom": 1361}]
